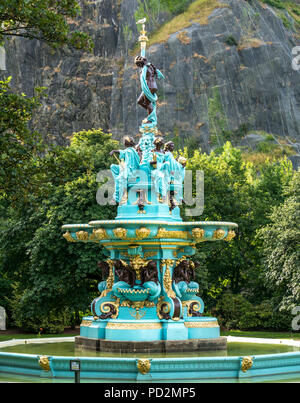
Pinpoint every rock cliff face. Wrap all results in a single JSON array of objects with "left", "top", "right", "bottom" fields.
[{"left": 2, "top": 0, "right": 300, "bottom": 152}]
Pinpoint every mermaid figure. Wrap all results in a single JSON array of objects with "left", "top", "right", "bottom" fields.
[
  {"left": 150, "top": 137, "right": 170, "bottom": 203},
  {"left": 110, "top": 136, "right": 141, "bottom": 204}
]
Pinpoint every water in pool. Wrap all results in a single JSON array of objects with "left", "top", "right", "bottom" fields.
[
  {"left": 1, "top": 341, "right": 299, "bottom": 383},
  {"left": 0, "top": 341, "right": 298, "bottom": 357}
]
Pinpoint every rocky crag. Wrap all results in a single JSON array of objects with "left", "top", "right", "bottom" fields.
[{"left": 2, "top": 0, "right": 300, "bottom": 156}]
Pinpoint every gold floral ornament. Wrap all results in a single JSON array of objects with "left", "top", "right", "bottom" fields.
[
  {"left": 76, "top": 230, "right": 89, "bottom": 241},
  {"left": 213, "top": 229, "right": 226, "bottom": 240},
  {"left": 135, "top": 227, "right": 151, "bottom": 240},
  {"left": 137, "top": 359, "right": 151, "bottom": 375},
  {"left": 113, "top": 227, "right": 127, "bottom": 239},
  {"left": 38, "top": 356, "right": 50, "bottom": 371},
  {"left": 161, "top": 259, "right": 176, "bottom": 298},
  {"left": 156, "top": 228, "right": 189, "bottom": 239},
  {"left": 99, "top": 259, "right": 114, "bottom": 298},
  {"left": 62, "top": 231, "right": 76, "bottom": 242},
  {"left": 241, "top": 356, "right": 253, "bottom": 373},
  {"left": 93, "top": 228, "right": 108, "bottom": 240},
  {"left": 224, "top": 230, "right": 236, "bottom": 241},
  {"left": 191, "top": 228, "right": 205, "bottom": 242}
]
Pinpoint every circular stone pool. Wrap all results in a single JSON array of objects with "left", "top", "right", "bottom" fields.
[
  {"left": 0, "top": 337, "right": 299, "bottom": 383},
  {"left": 0, "top": 340, "right": 297, "bottom": 357}
]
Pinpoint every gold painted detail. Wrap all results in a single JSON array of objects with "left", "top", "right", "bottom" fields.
[
  {"left": 137, "top": 359, "right": 151, "bottom": 375},
  {"left": 241, "top": 356, "right": 253, "bottom": 373},
  {"left": 128, "top": 300, "right": 148, "bottom": 320},
  {"left": 100, "top": 299, "right": 119, "bottom": 319},
  {"left": 117, "top": 288, "right": 150, "bottom": 295},
  {"left": 186, "top": 287, "right": 199, "bottom": 293},
  {"left": 103, "top": 241, "right": 192, "bottom": 247},
  {"left": 63, "top": 231, "right": 76, "bottom": 242},
  {"left": 123, "top": 250, "right": 156, "bottom": 259},
  {"left": 182, "top": 300, "right": 201, "bottom": 316},
  {"left": 224, "top": 230, "right": 236, "bottom": 241},
  {"left": 161, "top": 259, "right": 176, "bottom": 298},
  {"left": 80, "top": 319, "right": 92, "bottom": 327},
  {"left": 135, "top": 227, "right": 151, "bottom": 240},
  {"left": 191, "top": 228, "right": 205, "bottom": 242},
  {"left": 76, "top": 230, "right": 89, "bottom": 241},
  {"left": 93, "top": 228, "right": 108, "bottom": 240},
  {"left": 105, "top": 322, "right": 162, "bottom": 330},
  {"left": 143, "top": 251, "right": 157, "bottom": 259},
  {"left": 120, "top": 300, "right": 155, "bottom": 308},
  {"left": 213, "top": 229, "right": 226, "bottom": 240},
  {"left": 100, "top": 259, "right": 114, "bottom": 298},
  {"left": 113, "top": 227, "right": 127, "bottom": 239},
  {"left": 38, "top": 356, "right": 50, "bottom": 371},
  {"left": 120, "top": 189, "right": 128, "bottom": 205},
  {"left": 130, "top": 255, "right": 148, "bottom": 281},
  {"left": 156, "top": 228, "right": 189, "bottom": 239},
  {"left": 156, "top": 297, "right": 171, "bottom": 320},
  {"left": 129, "top": 309, "right": 146, "bottom": 320},
  {"left": 184, "top": 321, "right": 219, "bottom": 328}
]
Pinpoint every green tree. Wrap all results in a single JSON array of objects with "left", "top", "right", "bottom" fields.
[
  {"left": 0, "top": 128, "right": 118, "bottom": 332},
  {"left": 0, "top": 0, "right": 93, "bottom": 50},
  {"left": 257, "top": 171, "right": 300, "bottom": 310},
  {"left": 183, "top": 142, "right": 294, "bottom": 308},
  {"left": 0, "top": 77, "right": 46, "bottom": 206}
]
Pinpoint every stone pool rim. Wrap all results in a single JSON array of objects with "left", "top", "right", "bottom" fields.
[{"left": 0, "top": 336, "right": 299, "bottom": 382}]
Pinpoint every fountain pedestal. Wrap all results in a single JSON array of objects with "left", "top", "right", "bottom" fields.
[{"left": 62, "top": 216, "right": 237, "bottom": 352}]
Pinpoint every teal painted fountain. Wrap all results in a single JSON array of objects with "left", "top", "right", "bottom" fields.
[{"left": 61, "top": 21, "right": 237, "bottom": 353}]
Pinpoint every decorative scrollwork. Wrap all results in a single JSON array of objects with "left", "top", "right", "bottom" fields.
[
  {"left": 156, "top": 297, "right": 171, "bottom": 320},
  {"left": 99, "top": 300, "right": 119, "bottom": 319},
  {"left": 182, "top": 300, "right": 202, "bottom": 317},
  {"left": 156, "top": 228, "right": 189, "bottom": 239}
]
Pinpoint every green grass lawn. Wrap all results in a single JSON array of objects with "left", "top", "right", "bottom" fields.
[
  {"left": 1, "top": 330, "right": 299, "bottom": 343},
  {"left": 0, "top": 332, "right": 79, "bottom": 343},
  {"left": 221, "top": 330, "right": 300, "bottom": 340}
]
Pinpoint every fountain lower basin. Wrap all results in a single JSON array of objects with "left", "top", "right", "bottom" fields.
[{"left": 0, "top": 337, "right": 299, "bottom": 382}]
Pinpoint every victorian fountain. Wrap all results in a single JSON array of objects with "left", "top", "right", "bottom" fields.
[
  {"left": 61, "top": 20, "right": 237, "bottom": 355},
  {"left": 1, "top": 21, "right": 300, "bottom": 383}
]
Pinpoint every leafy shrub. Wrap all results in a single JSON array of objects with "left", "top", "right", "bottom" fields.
[
  {"left": 213, "top": 293, "right": 293, "bottom": 331},
  {"left": 225, "top": 35, "right": 238, "bottom": 46}
]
